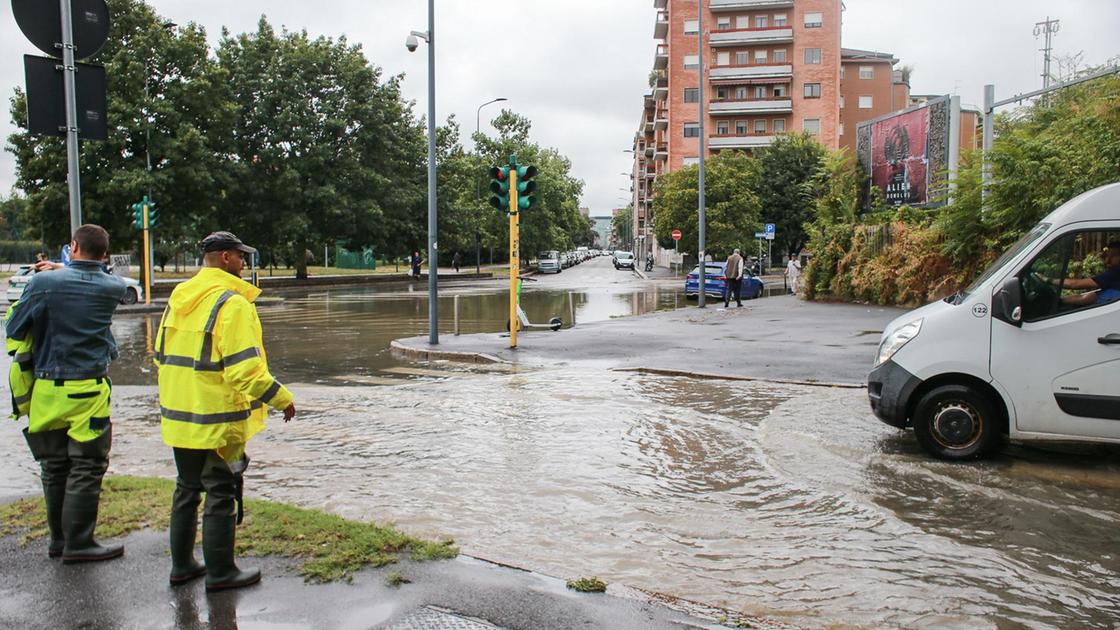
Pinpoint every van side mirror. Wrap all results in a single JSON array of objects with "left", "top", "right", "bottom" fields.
[{"left": 992, "top": 275, "right": 1023, "bottom": 328}]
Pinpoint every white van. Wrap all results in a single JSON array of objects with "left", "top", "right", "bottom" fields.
[{"left": 869, "top": 183, "right": 1120, "bottom": 460}]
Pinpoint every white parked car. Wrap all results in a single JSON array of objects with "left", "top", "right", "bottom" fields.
[
  {"left": 537, "top": 251, "right": 561, "bottom": 274},
  {"left": 6, "top": 265, "right": 143, "bottom": 305},
  {"left": 869, "top": 182, "right": 1120, "bottom": 460}
]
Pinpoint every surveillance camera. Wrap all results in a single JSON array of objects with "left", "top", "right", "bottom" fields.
[{"left": 405, "top": 35, "right": 419, "bottom": 52}]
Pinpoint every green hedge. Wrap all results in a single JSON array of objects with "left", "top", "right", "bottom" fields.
[{"left": 0, "top": 241, "right": 45, "bottom": 264}]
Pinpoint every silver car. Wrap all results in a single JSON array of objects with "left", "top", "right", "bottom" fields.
[{"left": 537, "top": 251, "right": 561, "bottom": 274}]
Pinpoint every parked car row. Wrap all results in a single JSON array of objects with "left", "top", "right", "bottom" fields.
[
  {"left": 536, "top": 248, "right": 612, "bottom": 273},
  {"left": 6, "top": 264, "right": 144, "bottom": 304}
]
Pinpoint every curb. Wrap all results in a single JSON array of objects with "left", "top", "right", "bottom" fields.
[
  {"left": 613, "top": 366, "right": 866, "bottom": 389},
  {"left": 389, "top": 340, "right": 509, "bottom": 365}
]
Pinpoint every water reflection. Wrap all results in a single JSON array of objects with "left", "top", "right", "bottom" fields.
[{"left": 109, "top": 282, "right": 689, "bottom": 386}]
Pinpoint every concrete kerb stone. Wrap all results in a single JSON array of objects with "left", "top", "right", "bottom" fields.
[
  {"left": 613, "top": 366, "right": 867, "bottom": 389},
  {"left": 389, "top": 340, "right": 509, "bottom": 365}
]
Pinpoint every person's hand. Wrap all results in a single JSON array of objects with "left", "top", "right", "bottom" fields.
[
  {"left": 283, "top": 403, "right": 296, "bottom": 422},
  {"left": 33, "top": 261, "right": 64, "bottom": 272}
]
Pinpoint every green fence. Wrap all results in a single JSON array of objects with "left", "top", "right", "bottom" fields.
[{"left": 334, "top": 245, "right": 377, "bottom": 270}]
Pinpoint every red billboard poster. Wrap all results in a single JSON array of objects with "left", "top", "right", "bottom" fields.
[{"left": 869, "top": 106, "right": 930, "bottom": 207}]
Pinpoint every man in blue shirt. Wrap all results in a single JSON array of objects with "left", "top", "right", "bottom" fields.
[
  {"left": 5, "top": 225, "right": 128, "bottom": 563},
  {"left": 1060, "top": 241, "right": 1120, "bottom": 306}
]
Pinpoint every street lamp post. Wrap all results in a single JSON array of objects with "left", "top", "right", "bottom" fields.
[
  {"left": 697, "top": 0, "right": 708, "bottom": 308},
  {"left": 475, "top": 97, "right": 507, "bottom": 274},
  {"left": 406, "top": 1, "right": 438, "bottom": 345}
]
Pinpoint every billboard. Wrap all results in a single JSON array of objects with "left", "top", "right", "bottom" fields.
[{"left": 856, "top": 96, "right": 952, "bottom": 208}]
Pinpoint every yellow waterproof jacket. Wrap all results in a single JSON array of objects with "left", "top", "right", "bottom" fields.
[
  {"left": 5, "top": 302, "right": 34, "bottom": 419},
  {"left": 157, "top": 268, "right": 293, "bottom": 449}
]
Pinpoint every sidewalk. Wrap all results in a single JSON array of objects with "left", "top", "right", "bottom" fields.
[
  {"left": 393, "top": 295, "right": 907, "bottom": 387},
  {"left": 0, "top": 529, "right": 775, "bottom": 630}
]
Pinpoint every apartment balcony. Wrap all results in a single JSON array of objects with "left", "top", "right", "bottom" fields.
[
  {"left": 710, "top": 0, "right": 795, "bottom": 11},
  {"left": 710, "top": 64, "right": 793, "bottom": 82},
  {"left": 654, "top": 44, "right": 668, "bottom": 70},
  {"left": 709, "top": 134, "right": 775, "bottom": 149},
  {"left": 653, "top": 0, "right": 667, "bottom": 8},
  {"left": 654, "top": 11, "right": 668, "bottom": 39},
  {"left": 709, "top": 98, "right": 793, "bottom": 115},
  {"left": 642, "top": 117, "right": 655, "bottom": 134},
  {"left": 710, "top": 27, "right": 793, "bottom": 47},
  {"left": 654, "top": 144, "right": 668, "bottom": 160},
  {"left": 654, "top": 114, "right": 668, "bottom": 131},
  {"left": 653, "top": 74, "right": 668, "bottom": 100},
  {"left": 644, "top": 143, "right": 655, "bottom": 158}
]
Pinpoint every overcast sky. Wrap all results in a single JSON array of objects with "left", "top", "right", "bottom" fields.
[{"left": 1, "top": 0, "right": 1117, "bottom": 218}]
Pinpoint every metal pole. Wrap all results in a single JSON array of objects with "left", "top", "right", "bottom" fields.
[
  {"left": 568, "top": 291, "right": 575, "bottom": 328},
  {"left": 324, "top": 244, "right": 328, "bottom": 268},
  {"left": 696, "top": 0, "right": 707, "bottom": 308},
  {"left": 454, "top": 294, "right": 460, "bottom": 335},
  {"left": 426, "top": 0, "right": 438, "bottom": 345},
  {"left": 509, "top": 168, "right": 520, "bottom": 349},
  {"left": 982, "top": 84, "right": 994, "bottom": 206},
  {"left": 59, "top": 0, "right": 82, "bottom": 234}
]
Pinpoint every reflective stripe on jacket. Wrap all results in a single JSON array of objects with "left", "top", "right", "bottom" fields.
[
  {"left": 157, "top": 268, "right": 292, "bottom": 450},
  {"left": 5, "top": 302, "right": 34, "bottom": 419}
]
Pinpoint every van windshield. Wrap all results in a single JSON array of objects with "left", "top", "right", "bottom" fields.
[{"left": 959, "top": 222, "right": 1051, "bottom": 299}]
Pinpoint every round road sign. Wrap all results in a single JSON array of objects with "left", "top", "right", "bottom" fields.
[
  {"left": 13, "top": 0, "right": 111, "bottom": 60},
  {"left": 671, "top": 229, "right": 682, "bottom": 241}
]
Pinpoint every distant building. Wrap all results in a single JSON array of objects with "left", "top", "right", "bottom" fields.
[
  {"left": 591, "top": 216, "right": 613, "bottom": 247},
  {"left": 839, "top": 48, "right": 911, "bottom": 154},
  {"left": 579, "top": 207, "right": 591, "bottom": 218}
]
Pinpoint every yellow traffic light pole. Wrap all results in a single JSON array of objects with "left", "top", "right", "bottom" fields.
[
  {"left": 142, "top": 202, "right": 152, "bottom": 305},
  {"left": 509, "top": 169, "right": 520, "bottom": 349}
]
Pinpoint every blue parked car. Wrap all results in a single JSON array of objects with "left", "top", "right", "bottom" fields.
[{"left": 684, "top": 262, "right": 764, "bottom": 300}]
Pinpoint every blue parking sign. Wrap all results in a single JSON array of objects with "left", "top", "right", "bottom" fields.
[
  {"left": 61, "top": 244, "right": 71, "bottom": 265},
  {"left": 764, "top": 223, "right": 775, "bottom": 235}
]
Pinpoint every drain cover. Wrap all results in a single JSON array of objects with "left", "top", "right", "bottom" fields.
[{"left": 383, "top": 606, "right": 503, "bottom": 630}]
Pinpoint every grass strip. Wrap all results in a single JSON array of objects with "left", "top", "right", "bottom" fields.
[
  {"left": 0, "top": 476, "right": 456, "bottom": 583},
  {"left": 566, "top": 577, "right": 607, "bottom": 593}
]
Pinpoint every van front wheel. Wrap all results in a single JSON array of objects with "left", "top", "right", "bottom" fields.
[{"left": 912, "top": 385, "right": 1003, "bottom": 460}]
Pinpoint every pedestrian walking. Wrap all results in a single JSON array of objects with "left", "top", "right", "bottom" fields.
[
  {"left": 410, "top": 250, "right": 422, "bottom": 280},
  {"left": 5, "top": 225, "right": 129, "bottom": 563},
  {"left": 156, "top": 231, "right": 296, "bottom": 591},
  {"left": 452, "top": 251, "right": 462, "bottom": 273},
  {"left": 786, "top": 254, "right": 802, "bottom": 295},
  {"left": 724, "top": 248, "right": 745, "bottom": 307}
]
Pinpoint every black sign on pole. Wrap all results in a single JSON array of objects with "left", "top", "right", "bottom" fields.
[
  {"left": 24, "top": 55, "right": 107, "bottom": 141},
  {"left": 12, "top": 0, "right": 110, "bottom": 60}
]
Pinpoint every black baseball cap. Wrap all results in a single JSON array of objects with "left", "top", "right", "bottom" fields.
[{"left": 200, "top": 231, "right": 257, "bottom": 255}]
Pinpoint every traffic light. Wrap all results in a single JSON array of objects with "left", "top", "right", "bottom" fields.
[
  {"left": 147, "top": 201, "right": 159, "bottom": 228},
  {"left": 488, "top": 166, "right": 510, "bottom": 212},
  {"left": 515, "top": 165, "right": 537, "bottom": 211},
  {"left": 130, "top": 201, "right": 144, "bottom": 230}
]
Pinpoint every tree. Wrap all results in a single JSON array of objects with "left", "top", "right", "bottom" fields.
[
  {"left": 755, "top": 132, "right": 827, "bottom": 257},
  {"left": 652, "top": 151, "right": 762, "bottom": 260}
]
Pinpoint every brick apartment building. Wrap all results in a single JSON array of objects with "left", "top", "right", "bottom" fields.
[{"left": 630, "top": 0, "right": 914, "bottom": 259}]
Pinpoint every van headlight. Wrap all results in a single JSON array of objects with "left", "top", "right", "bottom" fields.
[{"left": 875, "top": 319, "right": 922, "bottom": 367}]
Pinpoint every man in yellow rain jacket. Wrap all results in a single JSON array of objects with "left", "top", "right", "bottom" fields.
[{"left": 156, "top": 231, "right": 295, "bottom": 591}]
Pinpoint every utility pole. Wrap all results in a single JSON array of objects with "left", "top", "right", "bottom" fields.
[
  {"left": 1034, "top": 17, "right": 1060, "bottom": 91},
  {"left": 696, "top": 0, "right": 707, "bottom": 308}
]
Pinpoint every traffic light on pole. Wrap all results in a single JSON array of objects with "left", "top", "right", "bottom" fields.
[
  {"left": 130, "top": 201, "right": 144, "bottom": 230},
  {"left": 515, "top": 165, "right": 537, "bottom": 211},
  {"left": 488, "top": 166, "right": 510, "bottom": 212},
  {"left": 147, "top": 200, "right": 159, "bottom": 228}
]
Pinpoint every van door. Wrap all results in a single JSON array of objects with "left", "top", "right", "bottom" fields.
[{"left": 990, "top": 227, "right": 1120, "bottom": 440}]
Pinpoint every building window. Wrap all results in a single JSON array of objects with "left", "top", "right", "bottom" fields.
[
  {"left": 840, "top": 65, "right": 846, "bottom": 79},
  {"left": 755, "top": 16, "right": 768, "bottom": 28},
  {"left": 717, "top": 121, "right": 729, "bottom": 135},
  {"left": 754, "top": 86, "right": 768, "bottom": 99},
  {"left": 804, "top": 48, "right": 822, "bottom": 64},
  {"left": 804, "top": 12, "right": 823, "bottom": 27},
  {"left": 773, "top": 119, "right": 786, "bottom": 133},
  {"left": 684, "top": 19, "right": 698, "bottom": 34},
  {"left": 839, "top": 122, "right": 845, "bottom": 136},
  {"left": 803, "top": 118, "right": 820, "bottom": 135},
  {"left": 754, "top": 50, "right": 768, "bottom": 63},
  {"left": 717, "top": 17, "right": 731, "bottom": 30},
  {"left": 684, "top": 55, "right": 699, "bottom": 69},
  {"left": 735, "top": 121, "right": 748, "bottom": 135},
  {"left": 859, "top": 95, "right": 873, "bottom": 109},
  {"left": 716, "top": 87, "right": 729, "bottom": 99},
  {"left": 717, "top": 51, "right": 730, "bottom": 66},
  {"left": 803, "top": 83, "right": 821, "bottom": 98},
  {"left": 754, "top": 119, "right": 767, "bottom": 134},
  {"left": 735, "top": 51, "right": 749, "bottom": 65},
  {"left": 774, "top": 85, "right": 786, "bottom": 97},
  {"left": 839, "top": 95, "right": 845, "bottom": 108},
  {"left": 773, "top": 49, "right": 787, "bottom": 63},
  {"left": 682, "top": 157, "right": 700, "bottom": 166},
  {"left": 735, "top": 86, "right": 748, "bottom": 99},
  {"left": 683, "top": 123, "right": 700, "bottom": 138},
  {"left": 859, "top": 66, "right": 874, "bottom": 79},
  {"left": 684, "top": 88, "right": 699, "bottom": 103},
  {"left": 736, "top": 16, "right": 750, "bottom": 29},
  {"left": 774, "top": 14, "right": 788, "bottom": 27}
]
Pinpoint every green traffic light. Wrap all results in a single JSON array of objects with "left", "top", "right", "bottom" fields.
[{"left": 518, "top": 195, "right": 536, "bottom": 210}]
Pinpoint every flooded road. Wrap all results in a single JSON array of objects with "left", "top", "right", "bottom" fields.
[{"left": 2, "top": 258, "right": 1118, "bottom": 628}]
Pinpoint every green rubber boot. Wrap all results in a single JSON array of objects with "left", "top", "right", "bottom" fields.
[
  {"left": 202, "top": 515, "right": 260, "bottom": 592},
  {"left": 169, "top": 485, "right": 206, "bottom": 585},
  {"left": 23, "top": 428, "right": 70, "bottom": 558},
  {"left": 61, "top": 430, "right": 123, "bottom": 564}
]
